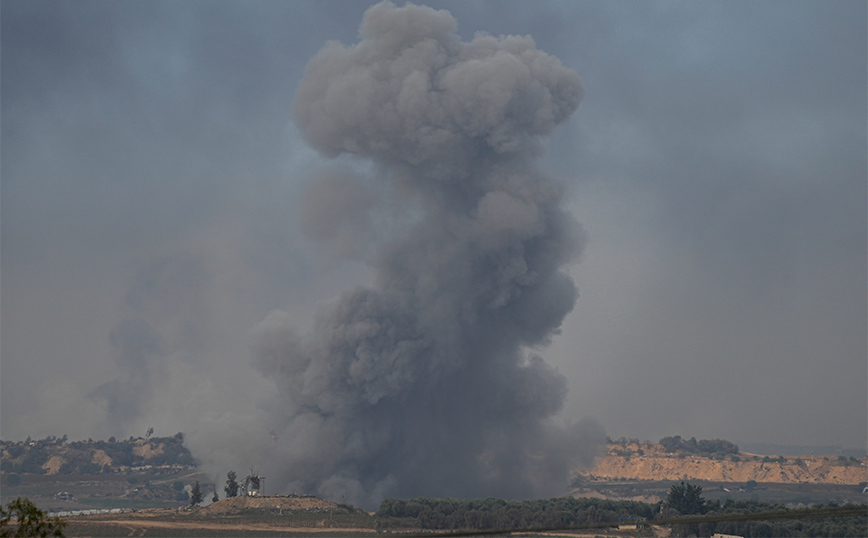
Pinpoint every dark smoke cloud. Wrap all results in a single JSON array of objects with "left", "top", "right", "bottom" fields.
[{"left": 252, "top": 1, "right": 604, "bottom": 508}]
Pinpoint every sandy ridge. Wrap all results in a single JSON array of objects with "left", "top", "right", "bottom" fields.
[{"left": 580, "top": 443, "right": 867, "bottom": 485}]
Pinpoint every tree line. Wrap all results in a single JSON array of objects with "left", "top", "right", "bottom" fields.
[
  {"left": 658, "top": 435, "right": 739, "bottom": 456},
  {"left": 376, "top": 496, "right": 657, "bottom": 530}
]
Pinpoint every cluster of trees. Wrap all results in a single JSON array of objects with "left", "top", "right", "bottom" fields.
[
  {"left": 1, "top": 443, "right": 55, "bottom": 475},
  {"left": 167, "top": 480, "right": 206, "bottom": 507},
  {"left": 0, "top": 433, "right": 195, "bottom": 474},
  {"left": 659, "top": 435, "right": 739, "bottom": 456},
  {"left": 180, "top": 470, "right": 241, "bottom": 507},
  {"left": 182, "top": 470, "right": 240, "bottom": 506},
  {"left": 837, "top": 455, "right": 864, "bottom": 466},
  {"left": 376, "top": 496, "right": 657, "bottom": 530}
]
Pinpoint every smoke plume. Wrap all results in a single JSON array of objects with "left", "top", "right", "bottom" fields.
[
  {"left": 254, "top": 1, "right": 604, "bottom": 508},
  {"left": 89, "top": 254, "right": 210, "bottom": 434}
]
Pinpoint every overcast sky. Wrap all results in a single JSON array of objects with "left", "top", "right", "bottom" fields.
[{"left": 2, "top": 0, "right": 865, "bottom": 468}]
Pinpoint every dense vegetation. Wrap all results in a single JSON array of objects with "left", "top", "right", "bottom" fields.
[
  {"left": 377, "top": 496, "right": 657, "bottom": 530},
  {"left": 0, "top": 433, "right": 195, "bottom": 475},
  {"left": 659, "top": 435, "right": 740, "bottom": 456}
]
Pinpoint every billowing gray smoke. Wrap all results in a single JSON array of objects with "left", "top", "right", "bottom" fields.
[
  {"left": 254, "top": 1, "right": 604, "bottom": 508},
  {"left": 88, "top": 254, "right": 210, "bottom": 435},
  {"left": 90, "top": 318, "right": 167, "bottom": 434}
]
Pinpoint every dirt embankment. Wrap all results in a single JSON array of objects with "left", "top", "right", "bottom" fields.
[
  {"left": 580, "top": 443, "right": 867, "bottom": 485},
  {"left": 132, "top": 438, "right": 165, "bottom": 459}
]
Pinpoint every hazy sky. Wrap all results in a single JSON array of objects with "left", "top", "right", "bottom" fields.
[{"left": 2, "top": 0, "right": 865, "bottom": 474}]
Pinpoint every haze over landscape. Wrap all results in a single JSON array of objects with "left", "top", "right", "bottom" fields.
[{"left": 2, "top": 0, "right": 866, "bottom": 508}]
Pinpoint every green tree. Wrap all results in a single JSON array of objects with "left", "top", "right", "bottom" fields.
[
  {"left": 189, "top": 481, "right": 203, "bottom": 507},
  {"left": 667, "top": 481, "right": 706, "bottom": 515},
  {"left": 225, "top": 471, "right": 239, "bottom": 498},
  {"left": 666, "top": 482, "right": 707, "bottom": 538},
  {"left": 212, "top": 490, "right": 219, "bottom": 503},
  {"left": 0, "top": 497, "right": 66, "bottom": 537}
]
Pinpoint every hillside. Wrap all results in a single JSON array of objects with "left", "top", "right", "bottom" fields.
[
  {"left": 0, "top": 433, "right": 195, "bottom": 475},
  {"left": 579, "top": 442, "right": 867, "bottom": 485}
]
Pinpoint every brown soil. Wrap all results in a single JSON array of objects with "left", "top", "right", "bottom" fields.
[
  {"left": 41, "top": 455, "right": 65, "bottom": 475},
  {"left": 581, "top": 443, "right": 868, "bottom": 485},
  {"left": 91, "top": 449, "right": 112, "bottom": 467},
  {"left": 132, "top": 440, "right": 165, "bottom": 459}
]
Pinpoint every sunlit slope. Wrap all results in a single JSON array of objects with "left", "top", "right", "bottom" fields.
[{"left": 579, "top": 443, "right": 867, "bottom": 485}]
